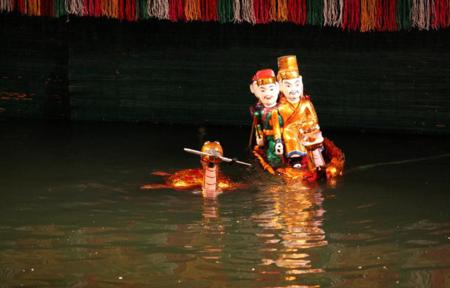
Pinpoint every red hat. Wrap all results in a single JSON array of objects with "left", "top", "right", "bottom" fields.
[{"left": 252, "top": 69, "right": 277, "bottom": 86}]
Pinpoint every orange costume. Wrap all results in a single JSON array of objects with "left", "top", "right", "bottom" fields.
[
  {"left": 276, "top": 56, "right": 313, "bottom": 158},
  {"left": 278, "top": 95, "right": 323, "bottom": 155},
  {"left": 277, "top": 55, "right": 326, "bottom": 170}
]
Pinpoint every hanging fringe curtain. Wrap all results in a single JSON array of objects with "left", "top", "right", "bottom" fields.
[
  {"left": 83, "top": 0, "right": 102, "bottom": 17},
  {"left": 271, "top": 0, "right": 288, "bottom": 22},
  {"left": 342, "top": 0, "right": 360, "bottom": 30},
  {"left": 411, "top": 0, "right": 431, "bottom": 30},
  {"left": 201, "top": 0, "right": 218, "bottom": 21},
  {"left": 287, "top": 0, "right": 307, "bottom": 25},
  {"left": 148, "top": 0, "right": 169, "bottom": 20},
  {"left": 232, "top": 0, "right": 241, "bottom": 22},
  {"left": 253, "top": 0, "right": 270, "bottom": 23},
  {"left": 168, "top": 0, "right": 183, "bottom": 21},
  {"left": 431, "top": 0, "right": 449, "bottom": 29},
  {"left": 125, "top": 0, "right": 136, "bottom": 21},
  {"left": 0, "top": 0, "right": 14, "bottom": 12},
  {"left": 185, "top": 0, "right": 201, "bottom": 21},
  {"left": 137, "top": 0, "right": 148, "bottom": 19},
  {"left": 324, "top": 0, "right": 343, "bottom": 27},
  {"left": 83, "top": 0, "right": 92, "bottom": 16},
  {"left": 1, "top": 0, "right": 450, "bottom": 31},
  {"left": 41, "top": 0, "right": 54, "bottom": 16},
  {"left": 361, "top": 0, "right": 377, "bottom": 31},
  {"left": 307, "top": 0, "right": 323, "bottom": 25},
  {"left": 106, "top": 0, "right": 119, "bottom": 18},
  {"left": 54, "top": 0, "right": 65, "bottom": 16},
  {"left": 397, "top": 0, "right": 412, "bottom": 29},
  {"left": 376, "top": 0, "right": 397, "bottom": 31},
  {"left": 448, "top": 0, "right": 450, "bottom": 27},
  {"left": 269, "top": 0, "right": 275, "bottom": 21},
  {"left": 65, "top": 0, "right": 84, "bottom": 15},
  {"left": 17, "top": 0, "right": 25, "bottom": 14},
  {"left": 65, "top": 0, "right": 84, "bottom": 16},
  {"left": 95, "top": 0, "right": 102, "bottom": 17},
  {"left": 101, "top": 0, "right": 110, "bottom": 17},
  {"left": 218, "top": 0, "right": 233, "bottom": 23},
  {"left": 26, "top": 0, "right": 41, "bottom": 16},
  {"left": 118, "top": 0, "right": 124, "bottom": 20},
  {"left": 241, "top": 0, "right": 256, "bottom": 23}
]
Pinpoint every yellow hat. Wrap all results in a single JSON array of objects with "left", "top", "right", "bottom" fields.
[{"left": 277, "top": 55, "right": 301, "bottom": 80}]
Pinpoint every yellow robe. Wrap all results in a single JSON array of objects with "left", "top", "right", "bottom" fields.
[{"left": 277, "top": 95, "right": 320, "bottom": 157}]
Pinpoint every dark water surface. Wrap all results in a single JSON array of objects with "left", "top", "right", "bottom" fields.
[{"left": 1, "top": 123, "right": 450, "bottom": 287}]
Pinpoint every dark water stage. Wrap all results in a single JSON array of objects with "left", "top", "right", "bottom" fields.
[{"left": 1, "top": 122, "right": 450, "bottom": 287}]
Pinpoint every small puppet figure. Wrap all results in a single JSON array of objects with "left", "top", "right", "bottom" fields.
[
  {"left": 250, "top": 69, "right": 284, "bottom": 168},
  {"left": 199, "top": 141, "right": 224, "bottom": 198},
  {"left": 141, "top": 141, "right": 248, "bottom": 198},
  {"left": 276, "top": 55, "right": 325, "bottom": 171}
]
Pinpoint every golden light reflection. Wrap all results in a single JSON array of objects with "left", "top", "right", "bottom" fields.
[{"left": 253, "top": 184, "right": 327, "bottom": 285}]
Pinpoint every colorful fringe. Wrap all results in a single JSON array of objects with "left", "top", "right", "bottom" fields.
[
  {"left": 342, "top": 0, "right": 361, "bottom": 30},
  {"left": 324, "top": 0, "right": 344, "bottom": 27},
  {"left": 1, "top": 0, "right": 449, "bottom": 31},
  {"left": 288, "top": 0, "right": 307, "bottom": 25}
]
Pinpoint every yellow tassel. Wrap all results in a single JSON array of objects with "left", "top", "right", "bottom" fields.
[
  {"left": 361, "top": 0, "right": 377, "bottom": 32},
  {"left": 101, "top": 0, "right": 107, "bottom": 17},
  {"left": 185, "top": 0, "right": 201, "bottom": 21},
  {"left": 269, "top": 0, "right": 276, "bottom": 21},
  {"left": 37, "top": 0, "right": 41, "bottom": 16},
  {"left": 277, "top": 0, "right": 288, "bottom": 22},
  {"left": 113, "top": 0, "right": 119, "bottom": 18},
  {"left": 27, "top": 0, "right": 39, "bottom": 16}
]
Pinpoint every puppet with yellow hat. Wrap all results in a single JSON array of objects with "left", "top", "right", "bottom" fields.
[{"left": 276, "top": 55, "right": 326, "bottom": 171}]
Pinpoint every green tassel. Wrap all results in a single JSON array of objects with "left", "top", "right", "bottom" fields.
[
  {"left": 397, "top": 0, "right": 412, "bottom": 30},
  {"left": 218, "top": 0, "right": 234, "bottom": 23},
  {"left": 138, "top": 0, "right": 149, "bottom": 19},
  {"left": 307, "top": 0, "right": 323, "bottom": 26},
  {"left": 55, "top": 0, "right": 66, "bottom": 17}
]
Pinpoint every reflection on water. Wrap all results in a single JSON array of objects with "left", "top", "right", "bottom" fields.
[
  {"left": 253, "top": 182, "right": 327, "bottom": 287},
  {"left": 1, "top": 123, "right": 450, "bottom": 287},
  {"left": 165, "top": 199, "right": 227, "bottom": 287}
]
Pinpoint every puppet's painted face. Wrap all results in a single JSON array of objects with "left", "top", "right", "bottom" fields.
[
  {"left": 280, "top": 77, "right": 303, "bottom": 104},
  {"left": 251, "top": 82, "right": 280, "bottom": 108}
]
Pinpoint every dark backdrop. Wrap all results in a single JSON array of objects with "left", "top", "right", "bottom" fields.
[{"left": 1, "top": 14, "right": 449, "bottom": 134}]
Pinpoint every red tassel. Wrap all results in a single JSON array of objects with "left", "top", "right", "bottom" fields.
[
  {"left": 432, "top": 0, "right": 449, "bottom": 29},
  {"left": 203, "top": 0, "right": 218, "bottom": 21},
  {"left": 95, "top": 0, "right": 102, "bottom": 17},
  {"left": 376, "top": 0, "right": 397, "bottom": 31},
  {"left": 39, "top": 0, "right": 44, "bottom": 16},
  {"left": 169, "top": 0, "right": 185, "bottom": 22},
  {"left": 253, "top": 0, "right": 270, "bottom": 24},
  {"left": 287, "top": 0, "right": 307, "bottom": 25},
  {"left": 40, "top": 0, "right": 54, "bottom": 16},
  {"left": 125, "top": 0, "right": 135, "bottom": 21},
  {"left": 375, "top": 0, "right": 382, "bottom": 30},
  {"left": 17, "top": 0, "right": 26, "bottom": 14},
  {"left": 118, "top": 0, "right": 124, "bottom": 20},
  {"left": 83, "top": 0, "right": 89, "bottom": 16},
  {"left": 342, "top": 0, "right": 360, "bottom": 31}
]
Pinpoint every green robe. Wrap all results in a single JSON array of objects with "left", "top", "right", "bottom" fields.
[{"left": 253, "top": 105, "right": 284, "bottom": 168}]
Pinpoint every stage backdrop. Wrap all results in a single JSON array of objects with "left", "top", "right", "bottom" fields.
[{"left": 0, "top": 15, "right": 449, "bottom": 134}]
